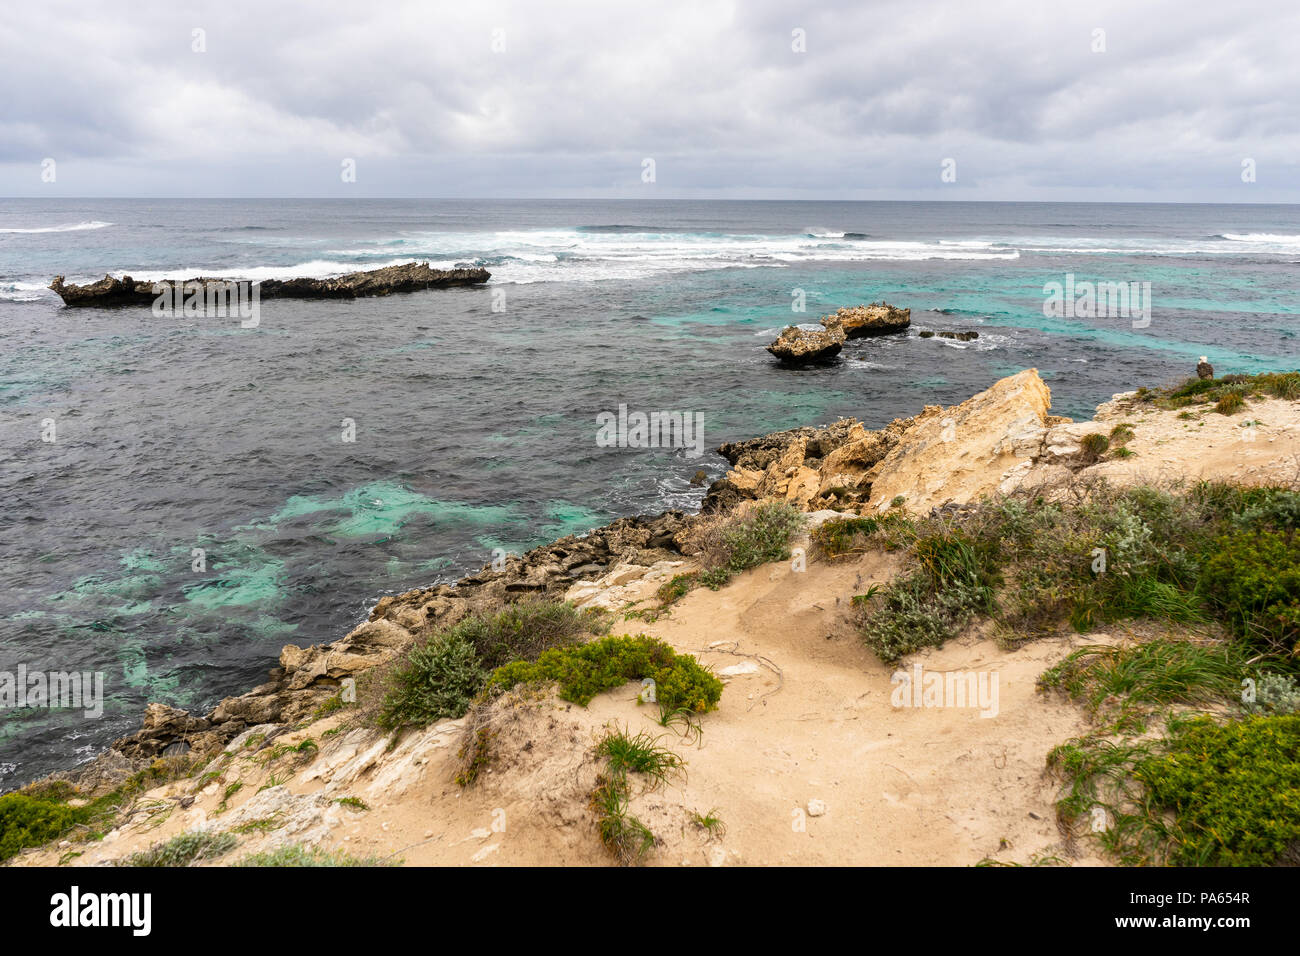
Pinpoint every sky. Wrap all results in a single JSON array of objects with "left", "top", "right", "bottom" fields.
[{"left": 2, "top": 0, "right": 1298, "bottom": 201}]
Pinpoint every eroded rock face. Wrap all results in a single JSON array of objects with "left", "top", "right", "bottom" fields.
[
  {"left": 820, "top": 303, "right": 910, "bottom": 338},
  {"left": 766, "top": 325, "right": 845, "bottom": 364},
  {"left": 864, "top": 369, "right": 1052, "bottom": 512},
  {"left": 49, "top": 262, "right": 490, "bottom": 307}
]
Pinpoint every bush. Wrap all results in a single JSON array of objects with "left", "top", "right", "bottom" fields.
[
  {"left": 486, "top": 634, "right": 722, "bottom": 713},
  {"left": 451, "top": 599, "right": 605, "bottom": 670},
  {"left": 377, "top": 631, "right": 488, "bottom": 730},
  {"left": 1200, "top": 529, "right": 1300, "bottom": 651},
  {"left": 238, "top": 844, "right": 395, "bottom": 867},
  {"left": 655, "top": 572, "right": 698, "bottom": 605},
  {"left": 688, "top": 501, "right": 805, "bottom": 587},
  {"left": 1137, "top": 715, "right": 1300, "bottom": 865},
  {"left": 1079, "top": 433, "right": 1110, "bottom": 462},
  {"left": 1245, "top": 672, "right": 1300, "bottom": 716},
  {"left": 810, "top": 516, "right": 879, "bottom": 557},
  {"left": 857, "top": 572, "right": 985, "bottom": 663},
  {"left": 123, "top": 830, "right": 238, "bottom": 867},
  {"left": 0, "top": 794, "right": 87, "bottom": 862},
  {"left": 1215, "top": 392, "right": 1246, "bottom": 415}
]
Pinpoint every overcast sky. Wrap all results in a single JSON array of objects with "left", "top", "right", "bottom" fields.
[{"left": 2, "top": 0, "right": 1297, "bottom": 201}]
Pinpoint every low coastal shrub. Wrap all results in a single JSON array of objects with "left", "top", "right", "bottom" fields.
[
  {"left": 1137, "top": 715, "right": 1300, "bottom": 866},
  {"left": 855, "top": 528, "right": 998, "bottom": 662},
  {"left": 486, "top": 634, "right": 723, "bottom": 713},
  {"left": 0, "top": 794, "right": 88, "bottom": 862},
  {"left": 1199, "top": 529, "right": 1300, "bottom": 653},
  {"left": 688, "top": 501, "right": 805, "bottom": 589},
  {"left": 376, "top": 631, "right": 487, "bottom": 731},
  {"left": 655, "top": 572, "right": 698, "bottom": 605},
  {"left": 1078, "top": 432, "right": 1109, "bottom": 462},
  {"left": 122, "top": 829, "right": 238, "bottom": 867},
  {"left": 237, "top": 844, "right": 397, "bottom": 867},
  {"left": 452, "top": 599, "right": 607, "bottom": 670},
  {"left": 1214, "top": 391, "right": 1246, "bottom": 415},
  {"left": 373, "top": 599, "right": 608, "bottom": 731},
  {"left": 850, "top": 479, "right": 1300, "bottom": 661},
  {"left": 810, "top": 516, "right": 880, "bottom": 557},
  {"left": 1134, "top": 371, "right": 1300, "bottom": 411},
  {"left": 1245, "top": 672, "right": 1300, "bottom": 716}
]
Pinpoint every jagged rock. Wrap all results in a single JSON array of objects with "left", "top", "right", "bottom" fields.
[
  {"left": 49, "top": 262, "right": 490, "bottom": 307},
  {"left": 766, "top": 325, "right": 845, "bottom": 364},
  {"left": 820, "top": 303, "right": 910, "bottom": 338},
  {"left": 920, "top": 329, "right": 979, "bottom": 341}
]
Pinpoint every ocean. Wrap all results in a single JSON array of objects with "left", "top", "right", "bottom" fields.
[{"left": 2, "top": 198, "right": 1298, "bottom": 787}]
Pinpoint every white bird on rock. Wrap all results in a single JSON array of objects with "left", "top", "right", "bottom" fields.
[{"left": 1197, "top": 356, "right": 1214, "bottom": 380}]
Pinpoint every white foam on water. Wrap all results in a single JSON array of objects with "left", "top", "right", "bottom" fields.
[
  {"left": 0, "top": 220, "right": 113, "bottom": 234},
  {"left": 0, "top": 281, "right": 54, "bottom": 302}
]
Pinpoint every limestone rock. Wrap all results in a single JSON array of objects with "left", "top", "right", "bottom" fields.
[
  {"left": 766, "top": 325, "right": 845, "bottom": 364},
  {"left": 820, "top": 303, "right": 910, "bottom": 338}
]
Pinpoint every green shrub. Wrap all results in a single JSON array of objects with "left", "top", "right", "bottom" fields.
[
  {"left": 1245, "top": 672, "right": 1300, "bottom": 716},
  {"left": 0, "top": 794, "right": 87, "bottom": 861},
  {"left": 1215, "top": 392, "right": 1246, "bottom": 415},
  {"left": 656, "top": 572, "right": 698, "bottom": 605},
  {"left": 486, "top": 634, "right": 722, "bottom": 713},
  {"left": 1079, "top": 433, "right": 1110, "bottom": 462},
  {"left": 689, "top": 501, "right": 805, "bottom": 589},
  {"left": 1109, "top": 423, "right": 1135, "bottom": 445},
  {"left": 1137, "top": 715, "right": 1300, "bottom": 866},
  {"left": 1200, "top": 529, "right": 1300, "bottom": 651},
  {"left": 377, "top": 631, "right": 488, "bottom": 730},
  {"left": 238, "top": 844, "right": 396, "bottom": 867},
  {"left": 1256, "top": 371, "right": 1300, "bottom": 400},
  {"left": 810, "top": 516, "right": 879, "bottom": 557},
  {"left": 451, "top": 599, "right": 605, "bottom": 670},
  {"left": 856, "top": 571, "right": 987, "bottom": 663}
]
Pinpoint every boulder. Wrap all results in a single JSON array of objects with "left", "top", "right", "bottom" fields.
[
  {"left": 766, "top": 325, "right": 845, "bottom": 364},
  {"left": 820, "top": 303, "right": 910, "bottom": 338}
]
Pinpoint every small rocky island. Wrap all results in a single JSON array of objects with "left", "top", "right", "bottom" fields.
[
  {"left": 767, "top": 302, "right": 910, "bottom": 365},
  {"left": 48, "top": 261, "right": 490, "bottom": 307}
]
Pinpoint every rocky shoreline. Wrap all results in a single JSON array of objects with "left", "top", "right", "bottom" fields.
[
  {"left": 48, "top": 261, "right": 490, "bottom": 307},
  {"left": 23, "top": 370, "right": 1046, "bottom": 793},
  {"left": 35, "top": 364, "right": 1295, "bottom": 798}
]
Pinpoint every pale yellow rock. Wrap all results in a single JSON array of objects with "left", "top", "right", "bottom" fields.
[{"left": 866, "top": 369, "right": 1052, "bottom": 512}]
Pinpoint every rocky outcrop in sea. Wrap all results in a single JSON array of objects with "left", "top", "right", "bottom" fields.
[{"left": 48, "top": 261, "right": 490, "bottom": 307}]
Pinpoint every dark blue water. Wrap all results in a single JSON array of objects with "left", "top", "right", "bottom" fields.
[{"left": 2, "top": 199, "right": 1298, "bottom": 786}]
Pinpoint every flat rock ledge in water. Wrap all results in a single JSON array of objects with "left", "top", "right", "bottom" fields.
[{"left": 48, "top": 261, "right": 490, "bottom": 307}]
